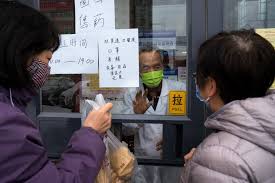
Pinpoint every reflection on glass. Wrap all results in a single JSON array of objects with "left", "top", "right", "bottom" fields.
[
  {"left": 223, "top": 0, "right": 275, "bottom": 91},
  {"left": 40, "top": 0, "right": 80, "bottom": 112},
  {"left": 81, "top": 74, "right": 127, "bottom": 114},
  {"left": 223, "top": 0, "right": 275, "bottom": 30},
  {"left": 42, "top": 75, "right": 81, "bottom": 112},
  {"left": 40, "top": 0, "right": 75, "bottom": 34}
]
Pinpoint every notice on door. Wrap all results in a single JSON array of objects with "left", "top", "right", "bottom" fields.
[
  {"left": 168, "top": 90, "right": 186, "bottom": 115},
  {"left": 98, "top": 29, "right": 139, "bottom": 88},
  {"left": 50, "top": 34, "right": 98, "bottom": 74},
  {"left": 75, "top": 0, "right": 115, "bottom": 33}
]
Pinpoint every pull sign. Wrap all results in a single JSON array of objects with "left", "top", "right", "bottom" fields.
[{"left": 168, "top": 90, "right": 186, "bottom": 115}]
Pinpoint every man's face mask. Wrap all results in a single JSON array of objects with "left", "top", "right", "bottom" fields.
[
  {"left": 141, "top": 70, "right": 164, "bottom": 88},
  {"left": 27, "top": 58, "right": 51, "bottom": 89}
]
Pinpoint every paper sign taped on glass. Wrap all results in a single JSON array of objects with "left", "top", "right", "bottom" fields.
[
  {"left": 49, "top": 34, "right": 98, "bottom": 74},
  {"left": 98, "top": 29, "right": 139, "bottom": 88}
]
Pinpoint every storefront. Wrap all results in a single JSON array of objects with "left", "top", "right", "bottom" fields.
[{"left": 19, "top": 0, "right": 275, "bottom": 180}]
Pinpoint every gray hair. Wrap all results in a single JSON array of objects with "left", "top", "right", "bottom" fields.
[{"left": 139, "top": 46, "right": 164, "bottom": 62}]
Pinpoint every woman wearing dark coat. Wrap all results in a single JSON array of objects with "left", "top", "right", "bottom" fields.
[{"left": 0, "top": 1, "right": 112, "bottom": 182}]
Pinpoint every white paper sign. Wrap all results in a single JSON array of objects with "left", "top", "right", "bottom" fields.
[
  {"left": 50, "top": 34, "right": 98, "bottom": 74},
  {"left": 75, "top": 0, "right": 115, "bottom": 33},
  {"left": 98, "top": 29, "right": 139, "bottom": 88}
]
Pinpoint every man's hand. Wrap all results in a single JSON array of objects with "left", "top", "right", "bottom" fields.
[
  {"left": 156, "top": 139, "right": 163, "bottom": 151},
  {"left": 133, "top": 89, "right": 151, "bottom": 114}
]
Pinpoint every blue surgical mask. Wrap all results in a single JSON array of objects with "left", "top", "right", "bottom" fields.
[{"left": 195, "top": 85, "right": 210, "bottom": 103}]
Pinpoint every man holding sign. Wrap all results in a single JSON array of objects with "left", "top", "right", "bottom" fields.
[{"left": 122, "top": 47, "right": 186, "bottom": 182}]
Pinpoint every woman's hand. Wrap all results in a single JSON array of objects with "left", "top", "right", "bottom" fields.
[
  {"left": 83, "top": 103, "right": 113, "bottom": 134},
  {"left": 184, "top": 148, "right": 196, "bottom": 164}
]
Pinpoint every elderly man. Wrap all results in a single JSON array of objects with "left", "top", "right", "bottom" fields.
[{"left": 122, "top": 47, "right": 186, "bottom": 182}]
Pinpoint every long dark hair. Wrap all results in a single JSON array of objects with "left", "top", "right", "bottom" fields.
[{"left": 0, "top": 1, "right": 60, "bottom": 88}]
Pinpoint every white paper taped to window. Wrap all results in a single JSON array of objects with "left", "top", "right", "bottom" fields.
[
  {"left": 75, "top": 0, "right": 115, "bottom": 33},
  {"left": 49, "top": 34, "right": 98, "bottom": 74},
  {"left": 98, "top": 29, "right": 140, "bottom": 88}
]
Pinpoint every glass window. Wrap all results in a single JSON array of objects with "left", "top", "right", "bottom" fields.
[
  {"left": 41, "top": 0, "right": 188, "bottom": 117},
  {"left": 40, "top": 1, "right": 188, "bottom": 180},
  {"left": 223, "top": 0, "right": 275, "bottom": 30},
  {"left": 223, "top": 0, "right": 275, "bottom": 89},
  {"left": 40, "top": 0, "right": 81, "bottom": 112}
]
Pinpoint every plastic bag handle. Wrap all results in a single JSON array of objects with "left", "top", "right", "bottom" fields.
[{"left": 86, "top": 100, "right": 100, "bottom": 110}]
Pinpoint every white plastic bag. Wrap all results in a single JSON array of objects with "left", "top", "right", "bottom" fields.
[
  {"left": 81, "top": 94, "right": 105, "bottom": 124},
  {"left": 95, "top": 137, "right": 112, "bottom": 183},
  {"left": 107, "top": 130, "right": 137, "bottom": 182},
  {"left": 81, "top": 94, "right": 111, "bottom": 183},
  {"left": 81, "top": 94, "right": 137, "bottom": 183}
]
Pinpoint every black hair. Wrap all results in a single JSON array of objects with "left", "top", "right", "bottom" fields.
[
  {"left": 0, "top": 1, "right": 60, "bottom": 88},
  {"left": 197, "top": 29, "right": 275, "bottom": 104}
]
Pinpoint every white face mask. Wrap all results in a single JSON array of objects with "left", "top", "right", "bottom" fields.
[{"left": 26, "top": 58, "right": 51, "bottom": 89}]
